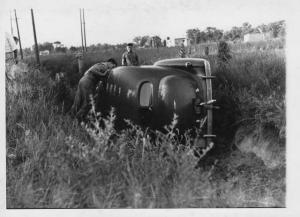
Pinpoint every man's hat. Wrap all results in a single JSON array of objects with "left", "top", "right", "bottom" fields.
[{"left": 127, "top": 43, "right": 133, "bottom": 46}]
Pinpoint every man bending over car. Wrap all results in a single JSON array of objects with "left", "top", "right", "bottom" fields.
[{"left": 71, "top": 58, "right": 117, "bottom": 122}]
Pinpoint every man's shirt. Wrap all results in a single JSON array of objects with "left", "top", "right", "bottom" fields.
[
  {"left": 84, "top": 62, "right": 112, "bottom": 77},
  {"left": 122, "top": 51, "right": 139, "bottom": 66},
  {"left": 82, "top": 62, "right": 113, "bottom": 86}
]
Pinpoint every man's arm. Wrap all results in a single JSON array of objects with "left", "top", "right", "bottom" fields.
[
  {"left": 86, "top": 63, "right": 108, "bottom": 77},
  {"left": 122, "top": 53, "right": 127, "bottom": 66}
]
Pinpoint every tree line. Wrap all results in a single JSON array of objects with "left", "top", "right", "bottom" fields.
[
  {"left": 132, "top": 35, "right": 166, "bottom": 48},
  {"left": 186, "top": 20, "right": 285, "bottom": 44},
  {"left": 24, "top": 20, "right": 285, "bottom": 55}
]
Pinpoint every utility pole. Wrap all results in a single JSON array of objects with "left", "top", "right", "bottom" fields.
[
  {"left": 14, "top": 9, "right": 23, "bottom": 59},
  {"left": 78, "top": 9, "right": 85, "bottom": 74},
  {"left": 10, "top": 10, "right": 14, "bottom": 35},
  {"left": 31, "top": 9, "right": 40, "bottom": 66},
  {"left": 80, "top": 9, "right": 84, "bottom": 53},
  {"left": 83, "top": 8, "right": 87, "bottom": 52}
]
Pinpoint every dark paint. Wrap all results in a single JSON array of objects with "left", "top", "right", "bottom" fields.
[{"left": 96, "top": 58, "right": 211, "bottom": 133}]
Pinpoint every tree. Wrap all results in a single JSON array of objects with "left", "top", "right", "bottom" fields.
[
  {"left": 242, "top": 22, "right": 253, "bottom": 35},
  {"left": 205, "top": 27, "right": 217, "bottom": 42},
  {"left": 256, "top": 24, "right": 268, "bottom": 33},
  {"left": 151, "top": 36, "right": 162, "bottom": 48},
  {"left": 223, "top": 31, "right": 232, "bottom": 41},
  {"left": 185, "top": 20, "right": 285, "bottom": 43},
  {"left": 38, "top": 42, "right": 54, "bottom": 52},
  {"left": 187, "top": 28, "right": 224, "bottom": 44},
  {"left": 23, "top": 47, "right": 32, "bottom": 56},
  {"left": 229, "top": 26, "right": 243, "bottom": 41},
  {"left": 55, "top": 46, "right": 67, "bottom": 53},
  {"left": 186, "top": 28, "right": 201, "bottom": 44},
  {"left": 198, "top": 31, "right": 207, "bottom": 43},
  {"left": 140, "top": 36, "right": 150, "bottom": 47},
  {"left": 69, "top": 46, "right": 79, "bottom": 52},
  {"left": 278, "top": 20, "right": 286, "bottom": 37},
  {"left": 268, "top": 20, "right": 285, "bottom": 38},
  {"left": 133, "top": 36, "right": 142, "bottom": 46},
  {"left": 217, "top": 40, "right": 231, "bottom": 63},
  {"left": 163, "top": 39, "right": 167, "bottom": 47},
  {"left": 212, "top": 29, "right": 223, "bottom": 41}
]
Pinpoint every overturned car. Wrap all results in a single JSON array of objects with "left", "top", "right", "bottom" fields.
[{"left": 95, "top": 58, "right": 217, "bottom": 145}]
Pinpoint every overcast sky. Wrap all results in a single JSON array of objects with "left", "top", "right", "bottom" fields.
[{"left": 1, "top": 0, "right": 293, "bottom": 48}]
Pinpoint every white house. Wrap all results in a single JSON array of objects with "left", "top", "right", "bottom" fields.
[
  {"left": 174, "top": 38, "right": 191, "bottom": 47},
  {"left": 53, "top": 41, "right": 64, "bottom": 49},
  {"left": 243, "top": 32, "right": 272, "bottom": 42},
  {"left": 40, "top": 50, "right": 50, "bottom": 56}
]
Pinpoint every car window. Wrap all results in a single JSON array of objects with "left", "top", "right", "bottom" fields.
[{"left": 139, "top": 82, "right": 153, "bottom": 107}]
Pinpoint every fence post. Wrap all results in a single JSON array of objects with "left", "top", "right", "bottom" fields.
[
  {"left": 31, "top": 9, "right": 40, "bottom": 66},
  {"left": 76, "top": 52, "right": 84, "bottom": 75},
  {"left": 205, "top": 46, "right": 209, "bottom": 56},
  {"left": 14, "top": 9, "right": 23, "bottom": 60}
]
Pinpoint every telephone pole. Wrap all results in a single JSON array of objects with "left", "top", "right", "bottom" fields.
[
  {"left": 31, "top": 9, "right": 40, "bottom": 66},
  {"left": 80, "top": 9, "right": 84, "bottom": 53},
  {"left": 14, "top": 9, "right": 23, "bottom": 59},
  {"left": 10, "top": 11, "right": 14, "bottom": 35},
  {"left": 82, "top": 8, "right": 87, "bottom": 52}
]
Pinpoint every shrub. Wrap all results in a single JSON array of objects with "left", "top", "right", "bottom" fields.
[{"left": 217, "top": 40, "right": 232, "bottom": 63}]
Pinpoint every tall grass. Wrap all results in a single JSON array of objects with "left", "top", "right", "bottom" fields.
[
  {"left": 211, "top": 50, "right": 285, "bottom": 167},
  {"left": 192, "top": 38, "right": 285, "bottom": 55},
  {"left": 6, "top": 66, "right": 215, "bottom": 208},
  {"left": 8, "top": 43, "right": 286, "bottom": 207}
]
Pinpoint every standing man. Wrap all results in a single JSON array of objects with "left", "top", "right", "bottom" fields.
[
  {"left": 122, "top": 43, "right": 139, "bottom": 66},
  {"left": 71, "top": 58, "right": 118, "bottom": 122}
]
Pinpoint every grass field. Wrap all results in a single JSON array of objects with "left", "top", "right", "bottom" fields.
[{"left": 7, "top": 40, "right": 286, "bottom": 208}]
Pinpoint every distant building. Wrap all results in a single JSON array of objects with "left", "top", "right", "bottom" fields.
[
  {"left": 166, "top": 38, "right": 173, "bottom": 47},
  {"left": 53, "top": 41, "right": 64, "bottom": 49},
  {"left": 174, "top": 38, "right": 191, "bottom": 47},
  {"left": 243, "top": 32, "right": 272, "bottom": 42},
  {"left": 40, "top": 50, "right": 50, "bottom": 56}
]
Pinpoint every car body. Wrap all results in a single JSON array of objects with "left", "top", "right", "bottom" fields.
[{"left": 96, "top": 58, "right": 216, "bottom": 144}]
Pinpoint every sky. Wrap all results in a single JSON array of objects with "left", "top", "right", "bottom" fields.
[{"left": 0, "top": 0, "right": 294, "bottom": 48}]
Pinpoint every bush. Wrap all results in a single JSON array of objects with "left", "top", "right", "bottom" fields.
[{"left": 217, "top": 40, "right": 232, "bottom": 63}]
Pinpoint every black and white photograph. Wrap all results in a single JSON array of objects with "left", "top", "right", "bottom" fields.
[{"left": 1, "top": 0, "right": 300, "bottom": 215}]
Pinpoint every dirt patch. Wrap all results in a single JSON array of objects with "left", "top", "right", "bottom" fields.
[
  {"left": 234, "top": 126, "right": 285, "bottom": 169},
  {"left": 6, "top": 62, "right": 28, "bottom": 79}
]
